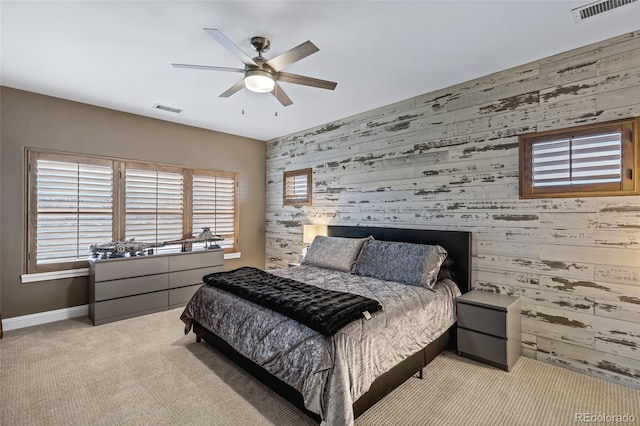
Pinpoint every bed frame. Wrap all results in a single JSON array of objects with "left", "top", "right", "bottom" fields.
[{"left": 192, "top": 226, "right": 472, "bottom": 422}]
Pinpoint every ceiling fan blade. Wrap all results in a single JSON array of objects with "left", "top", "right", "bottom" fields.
[
  {"left": 272, "top": 83, "right": 293, "bottom": 107},
  {"left": 276, "top": 72, "right": 337, "bottom": 90},
  {"left": 172, "top": 63, "right": 244, "bottom": 73},
  {"left": 266, "top": 40, "right": 319, "bottom": 72},
  {"left": 204, "top": 28, "right": 258, "bottom": 67},
  {"left": 219, "top": 79, "right": 245, "bottom": 98}
]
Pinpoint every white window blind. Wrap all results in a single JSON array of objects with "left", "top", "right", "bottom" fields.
[
  {"left": 35, "top": 159, "right": 113, "bottom": 265},
  {"left": 192, "top": 174, "right": 236, "bottom": 250},
  {"left": 532, "top": 131, "right": 622, "bottom": 187},
  {"left": 125, "top": 168, "right": 183, "bottom": 253}
]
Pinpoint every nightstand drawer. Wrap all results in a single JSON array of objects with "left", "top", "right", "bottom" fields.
[
  {"left": 458, "top": 302, "right": 507, "bottom": 338},
  {"left": 458, "top": 328, "right": 507, "bottom": 366}
]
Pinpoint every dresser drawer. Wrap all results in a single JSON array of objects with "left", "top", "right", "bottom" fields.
[
  {"left": 458, "top": 328, "right": 507, "bottom": 366},
  {"left": 458, "top": 302, "right": 507, "bottom": 338},
  {"left": 92, "top": 291, "right": 168, "bottom": 325},
  {"left": 169, "top": 250, "right": 223, "bottom": 271},
  {"left": 94, "top": 274, "right": 168, "bottom": 301},
  {"left": 169, "top": 285, "right": 201, "bottom": 309},
  {"left": 94, "top": 256, "right": 169, "bottom": 281},
  {"left": 168, "top": 266, "right": 223, "bottom": 289}
]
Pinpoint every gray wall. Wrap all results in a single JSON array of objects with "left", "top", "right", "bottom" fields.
[
  {"left": 265, "top": 31, "right": 640, "bottom": 389},
  {"left": 0, "top": 87, "right": 266, "bottom": 318}
]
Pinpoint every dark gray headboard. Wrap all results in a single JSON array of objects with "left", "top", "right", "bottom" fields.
[{"left": 327, "top": 226, "right": 472, "bottom": 294}]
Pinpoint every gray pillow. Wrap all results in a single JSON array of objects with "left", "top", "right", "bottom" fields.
[
  {"left": 301, "top": 236, "right": 370, "bottom": 272},
  {"left": 354, "top": 240, "right": 448, "bottom": 289}
]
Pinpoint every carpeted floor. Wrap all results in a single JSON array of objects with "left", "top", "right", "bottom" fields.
[{"left": 1, "top": 308, "right": 638, "bottom": 426}]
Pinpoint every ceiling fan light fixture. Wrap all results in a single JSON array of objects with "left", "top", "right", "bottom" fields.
[{"left": 244, "top": 69, "right": 275, "bottom": 93}]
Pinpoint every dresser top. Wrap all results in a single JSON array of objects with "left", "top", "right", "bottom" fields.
[{"left": 457, "top": 290, "right": 519, "bottom": 311}]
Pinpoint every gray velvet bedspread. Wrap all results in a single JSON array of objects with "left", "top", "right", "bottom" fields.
[{"left": 180, "top": 265, "right": 460, "bottom": 426}]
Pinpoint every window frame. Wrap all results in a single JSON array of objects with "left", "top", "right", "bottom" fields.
[
  {"left": 283, "top": 168, "right": 312, "bottom": 206},
  {"left": 190, "top": 168, "right": 239, "bottom": 253},
  {"left": 26, "top": 149, "right": 239, "bottom": 274},
  {"left": 519, "top": 117, "right": 639, "bottom": 199}
]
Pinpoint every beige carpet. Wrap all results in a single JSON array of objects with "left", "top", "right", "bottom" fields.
[{"left": 1, "top": 308, "right": 638, "bottom": 426}]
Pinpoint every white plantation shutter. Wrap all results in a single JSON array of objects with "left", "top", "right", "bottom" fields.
[
  {"left": 125, "top": 168, "right": 183, "bottom": 253},
  {"left": 532, "top": 131, "right": 622, "bottom": 187},
  {"left": 192, "top": 174, "right": 236, "bottom": 250},
  {"left": 35, "top": 158, "right": 113, "bottom": 265}
]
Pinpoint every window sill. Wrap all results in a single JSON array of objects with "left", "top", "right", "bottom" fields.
[{"left": 21, "top": 252, "right": 242, "bottom": 283}]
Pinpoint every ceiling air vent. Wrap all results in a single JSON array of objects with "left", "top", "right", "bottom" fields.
[
  {"left": 153, "top": 103, "right": 183, "bottom": 114},
  {"left": 572, "top": 0, "right": 638, "bottom": 22}
]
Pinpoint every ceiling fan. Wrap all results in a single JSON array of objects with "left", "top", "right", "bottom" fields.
[{"left": 172, "top": 28, "right": 337, "bottom": 106}]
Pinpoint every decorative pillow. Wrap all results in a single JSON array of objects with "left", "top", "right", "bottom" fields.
[
  {"left": 301, "top": 236, "right": 371, "bottom": 272},
  {"left": 354, "top": 240, "right": 448, "bottom": 289}
]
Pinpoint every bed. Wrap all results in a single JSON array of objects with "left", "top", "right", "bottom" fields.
[{"left": 180, "top": 226, "right": 471, "bottom": 425}]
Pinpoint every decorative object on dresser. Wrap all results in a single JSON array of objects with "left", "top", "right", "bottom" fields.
[
  {"left": 89, "top": 249, "right": 223, "bottom": 325},
  {"left": 457, "top": 290, "right": 521, "bottom": 371}
]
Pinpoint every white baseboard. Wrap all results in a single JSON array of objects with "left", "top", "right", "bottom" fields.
[{"left": 2, "top": 305, "right": 88, "bottom": 332}]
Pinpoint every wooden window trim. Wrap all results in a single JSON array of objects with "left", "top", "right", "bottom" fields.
[
  {"left": 519, "top": 117, "right": 639, "bottom": 199},
  {"left": 26, "top": 149, "right": 239, "bottom": 274},
  {"left": 283, "top": 168, "right": 312, "bottom": 206}
]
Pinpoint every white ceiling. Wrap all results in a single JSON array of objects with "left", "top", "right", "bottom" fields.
[{"left": 2, "top": 1, "right": 640, "bottom": 141}]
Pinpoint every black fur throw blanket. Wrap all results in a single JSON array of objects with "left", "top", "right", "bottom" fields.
[{"left": 202, "top": 267, "right": 382, "bottom": 336}]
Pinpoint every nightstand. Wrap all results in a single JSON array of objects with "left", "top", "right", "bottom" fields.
[{"left": 457, "top": 290, "right": 521, "bottom": 371}]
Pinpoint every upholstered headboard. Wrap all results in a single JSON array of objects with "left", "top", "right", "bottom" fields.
[{"left": 327, "top": 226, "right": 472, "bottom": 294}]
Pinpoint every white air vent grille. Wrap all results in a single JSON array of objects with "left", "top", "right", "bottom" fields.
[
  {"left": 572, "top": 0, "right": 638, "bottom": 22},
  {"left": 153, "top": 104, "right": 183, "bottom": 114}
]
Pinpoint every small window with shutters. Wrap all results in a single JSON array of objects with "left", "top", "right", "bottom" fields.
[
  {"left": 283, "top": 168, "right": 312, "bottom": 206},
  {"left": 519, "top": 117, "right": 639, "bottom": 198}
]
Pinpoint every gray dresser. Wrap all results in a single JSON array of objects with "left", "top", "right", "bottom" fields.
[
  {"left": 89, "top": 249, "right": 223, "bottom": 325},
  {"left": 457, "top": 290, "right": 521, "bottom": 371}
]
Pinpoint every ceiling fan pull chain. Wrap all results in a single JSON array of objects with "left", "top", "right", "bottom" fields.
[
  {"left": 242, "top": 85, "right": 246, "bottom": 115},
  {"left": 274, "top": 85, "right": 278, "bottom": 117}
]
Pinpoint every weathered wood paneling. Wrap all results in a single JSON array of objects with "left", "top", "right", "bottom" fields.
[{"left": 265, "top": 31, "right": 640, "bottom": 389}]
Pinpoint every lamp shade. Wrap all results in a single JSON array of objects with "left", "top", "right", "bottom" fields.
[
  {"left": 244, "top": 69, "right": 275, "bottom": 93},
  {"left": 303, "top": 224, "right": 328, "bottom": 244}
]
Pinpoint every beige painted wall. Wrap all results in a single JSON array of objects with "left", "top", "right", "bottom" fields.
[
  {"left": 0, "top": 87, "right": 266, "bottom": 318},
  {"left": 266, "top": 31, "right": 640, "bottom": 389}
]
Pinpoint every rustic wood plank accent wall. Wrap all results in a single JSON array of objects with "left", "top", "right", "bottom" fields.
[{"left": 265, "top": 31, "right": 640, "bottom": 389}]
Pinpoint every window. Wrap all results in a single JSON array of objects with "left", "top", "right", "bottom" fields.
[
  {"left": 27, "top": 150, "right": 239, "bottom": 273},
  {"left": 28, "top": 153, "right": 115, "bottom": 271},
  {"left": 519, "top": 117, "right": 639, "bottom": 198},
  {"left": 125, "top": 165, "right": 184, "bottom": 255},
  {"left": 192, "top": 171, "right": 237, "bottom": 252},
  {"left": 283, "top": 168, "right": 312, "bottom": 206}
]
